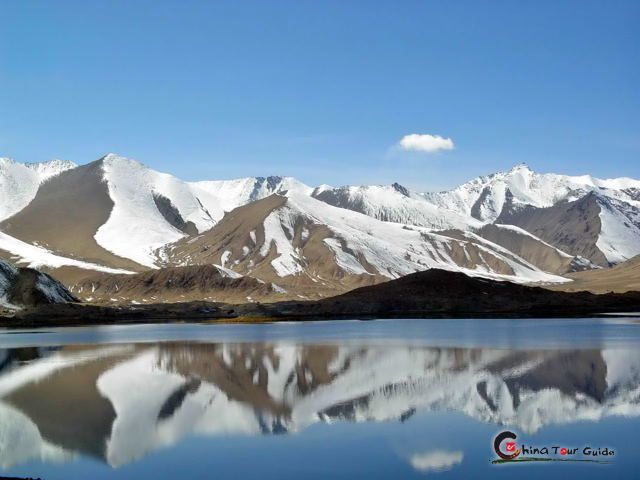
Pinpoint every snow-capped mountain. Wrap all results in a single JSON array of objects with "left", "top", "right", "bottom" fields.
[
  {"left": 311, "top": 182, "right": 478, "bottom": 231},
  {"left": 1, "top": 342, "right": 638, "bottom": 468},
  {"left": 313, "top": 164, "right": 640, "bottom": 266},
  {"left": 0, "top": 154, "right": 308, "bottom": 271},
  {"left": 191, "top": 175, "right": 313, "bottom": 222},
  {"left": 159, "top": 190, "right": 567, "bottom": 297},
  {"left": 429, "top": 164, "right": 640, "bottom": 264},
  {"left": 0, "top": 153, "right": 638, "bottom": 296},
  {"left": 425, "top": 163, "right": 640, "bottom": 222}
]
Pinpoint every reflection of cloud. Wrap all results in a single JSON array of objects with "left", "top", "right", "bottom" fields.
[{"left": 409, "top": 450, "right": 463, "bottom": 473}]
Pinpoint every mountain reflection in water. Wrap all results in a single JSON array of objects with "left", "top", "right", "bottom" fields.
[{"left": 1, "top": 339, "right": 639, "bottom": 470}]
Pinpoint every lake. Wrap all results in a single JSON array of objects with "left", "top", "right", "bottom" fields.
[{"left": 1, "top": 318, "right": 639, "bottom": 479}]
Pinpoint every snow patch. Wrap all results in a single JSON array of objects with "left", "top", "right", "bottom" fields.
[
  {"left": 0, "top": 232, "right": 132, "bottom": 274},
  {"left": 0, "top": 158, "right": 76, "bottom": 221}
]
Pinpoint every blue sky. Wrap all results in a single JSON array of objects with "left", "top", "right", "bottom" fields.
[{"left": 1, "top": 0, "right": 638, "bottom": 191}]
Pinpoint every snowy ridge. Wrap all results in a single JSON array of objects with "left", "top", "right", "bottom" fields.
[
  {"left": 596, "top": 197, "right": 640, "bottom": 263},
  {"left": 94, "top": 155, "right": 313, "bottom": 268},
  {"left": 190, "top": 175, "right": 313, "bottom": 222},
  {"left": 2, "top": 153, "right": 639, "bottom": 279},
  {"left": 424, "top": 163, "right": 640, "bottom": 222},
  {"left": 312, "top": 163, "right": 640, "bottom": 264},
  {"left": 24, "top": 159, "right": 77, "bottom": 180},
  {"left": 255, "top": 191, "right": 566, "bottom": 283},
  {"left": 95, "top": 154, "right": 217, "bottom": 268},
  {"left": 0, "top": 157, "right": 76, "bottom": 221},
  {"left": 312, "top": 183, "right": 479, "bottom": 230}
]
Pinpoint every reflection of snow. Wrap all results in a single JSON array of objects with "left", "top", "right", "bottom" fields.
[
  {"left": 0, "top": 345, "right": 132, "bottom": 397},
  {"left": 3, "top": 343, "right": 640, "bottom": 469},
  {"left": 96, "top": 344, "right": 640, "bottom": 468},
  {"left": 97, "top": 348, "right": 262, "bottom": 467},
  {"left": 0, "top": 402, "right": 73, "bottom": 468},
  {"left": 409, "top": 450, "right": 464, "bottom": 473}
]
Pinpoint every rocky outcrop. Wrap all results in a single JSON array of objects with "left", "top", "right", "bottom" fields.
[{"left": 0, "top": 259, "right": 77, "bottom": 309}]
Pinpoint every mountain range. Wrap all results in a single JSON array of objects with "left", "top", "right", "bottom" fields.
[{"left": 1, "top": 153, "right": 639, "bottom": 304}]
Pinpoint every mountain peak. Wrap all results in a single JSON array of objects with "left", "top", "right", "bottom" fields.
[
  {"left": 391, "top": 182, "right": 411, "bottom": 197},
  {"left": 25, "top": 159, "right": 77, "bottom": 181},
  {"left": 101, "top": 153, "right": 147, "bottom": 170},
  {"left": 102, "top": 152, "right": 130, "bottom": 162},
  {"left": 256, "top": 175, "right": 285, "bottom": 188},
  {"left": 508, "top": 162, "right": 532, "bottom": 173}
]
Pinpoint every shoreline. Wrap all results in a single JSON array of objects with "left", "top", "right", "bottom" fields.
[
  {"left": 2, "top": 302, "right": 640, "bottom": 329},
  {"left": 3, "top": 269, "right": 640, "bottom": 329}
]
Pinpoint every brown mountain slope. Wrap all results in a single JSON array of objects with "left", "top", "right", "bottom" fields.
[
  {"left": 495, "top": 192, "right": 609, "bottom": 266},
  {"left": 549, "top": 255, "right": 640, "bottom": 293},
  {"left": 442, "top": 224, "right": 589, "bottom": 275},
  {"left": 157, "top": 194, "right": 385, "bottom": 298},
  {"left": 70, "top": 264, "right": 288, "bottom": 304},
  {"left": 0, "top": 159, "right": 143, "bottom": 271},
  {"left": 159, "top": 193, "right": 574, "bottom": 300},
  {"left": 3, "top": 350, "right": 126, "bottom": 460},
  {"left": 473, "top": 224, "right": 590, "bottom": 274}
]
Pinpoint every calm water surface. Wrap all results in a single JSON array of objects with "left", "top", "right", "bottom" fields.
[{"left": 1, "top": 318, "right": 639, "bottom": 479}]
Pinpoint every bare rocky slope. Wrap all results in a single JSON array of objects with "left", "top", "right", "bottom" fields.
[
  {"left": 0, "top": 160, "right": 142, "bottom": 271},
  {"left": 550, "top": 255, "right": 640, "bottom": 293},
  {"left": 70, "top": 264, "right": 289, "bottom": 304},
  {"left": 0, "top": 259, "right": 76, "bottom": 310}
]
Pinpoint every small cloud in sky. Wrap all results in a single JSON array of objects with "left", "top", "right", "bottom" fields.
[
  {"left": 409, "top": 450, "right": 464, "bottom": 473},
  {"left": 398, "top": 133, "right": 454, "bottom": 153}
]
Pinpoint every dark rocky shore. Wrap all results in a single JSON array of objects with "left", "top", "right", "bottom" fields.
[{"left": 2, "top": 270, "right": 640, "bottom": 328}]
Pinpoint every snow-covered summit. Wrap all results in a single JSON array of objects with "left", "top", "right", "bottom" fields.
[
  {"left": 95, "top": 154, "right": 218, "bottom": 267},
  {"left": 165, "top": 187, "right": 568, "bottom": 286},
  {"left": 190, "top": 175, "right": 313, "bottom": 222},
  {"left": 425, "top": 163, "right": 640, "bottom": 223},
  {"left": 2, "top": 154, "right": 639, "bottom": 280},
  {"left": 312, "top": 182, "right": 478, "bottom": 231},
  {"left": 94, "top": 155, "right": 313, "bottom": 268},
  {"left": 308, "top": 164, "right": 640, "bottom": 265},
  {"left": 0, "top": 157, "right": 76, "bottom": 221},
  {"left": 24, "top": 159, "right": 77, "bottom": 180}
]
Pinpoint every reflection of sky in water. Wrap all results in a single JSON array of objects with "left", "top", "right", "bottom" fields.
[{"left": 1, "top": 318, "right": 640, "bottom": 479}]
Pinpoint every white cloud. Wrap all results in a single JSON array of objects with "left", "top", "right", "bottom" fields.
[
  {"left": 398, "top": 134, "right": 454, "bottom": 153},
  {"left": 409, "top": 450, "right": 464, "bottom": 473}
]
